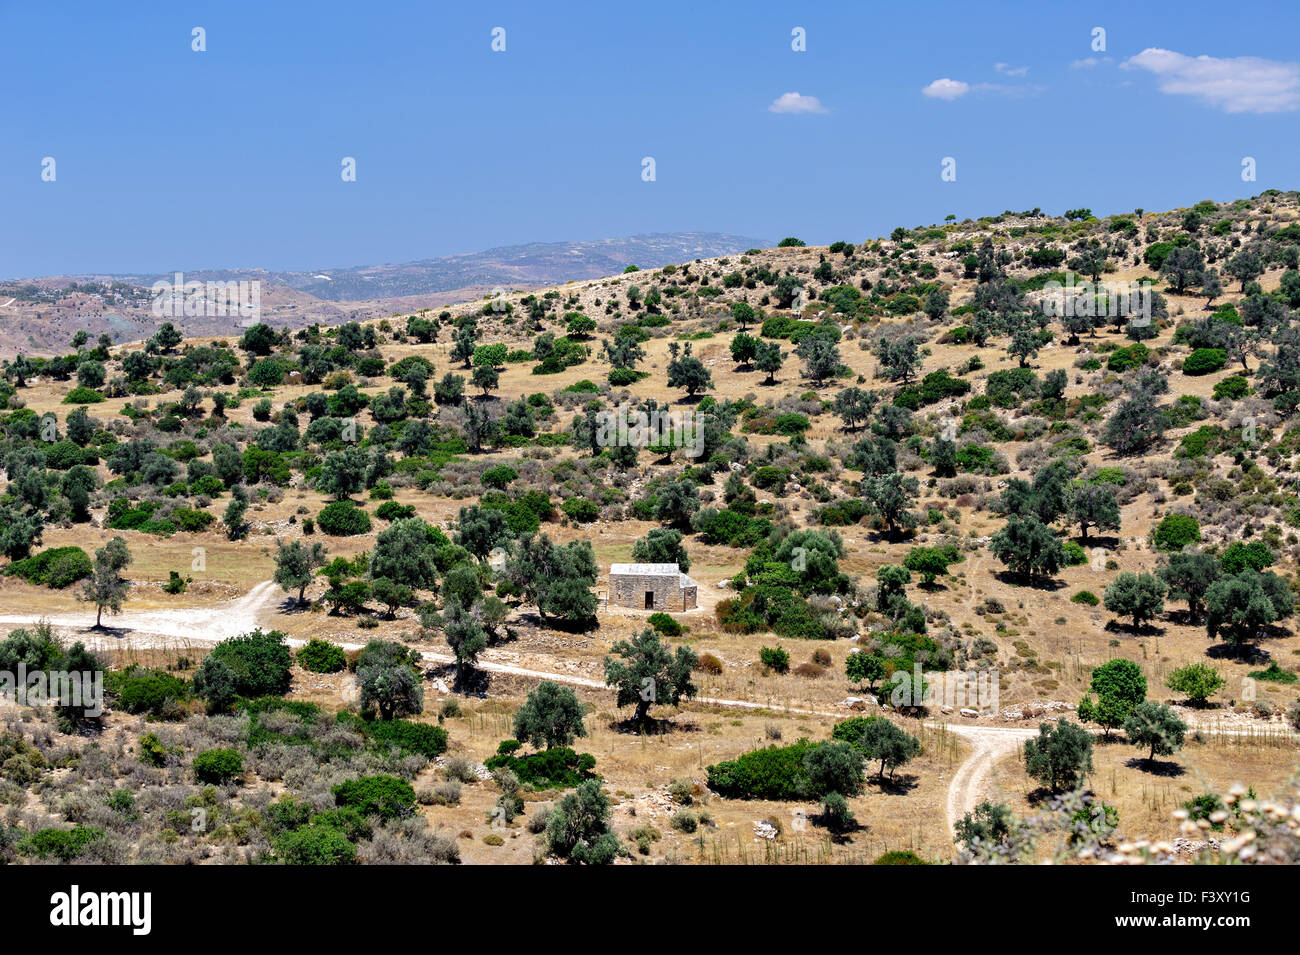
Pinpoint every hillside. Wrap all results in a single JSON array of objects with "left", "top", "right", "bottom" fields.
[
  {"left": 1, "top": 191, "right": 1299, "bottom": 867},
  {"left": 0, "top": 232, "right": 766, "bottom": 357}
]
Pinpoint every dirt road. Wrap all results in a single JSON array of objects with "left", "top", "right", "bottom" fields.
[
  {"left": 0, "top": 580, "right": 284, "bottom": 647},
  {"left": 6, "top": 582, "right": 1276, "bottom": 847},
  {"left": 942, "top": 724, "right": 1037, "bottom": 835}
]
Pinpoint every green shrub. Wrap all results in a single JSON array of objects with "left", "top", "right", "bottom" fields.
[
  {"left": 647, "top": 612, "right": 682, "bottom": 637},
  {"left": 562, "top": 498, "right": 599, "bottom": 523},
  {"left": 62, "top": 387, "right": 105, "bottom": 404},
  {"left": 374, "top": 500, "right": 416, "bottom": 522},
  {"left": 336, "top": 713, "right": 449, "bottom": 757},
  {"left": 138, "top": 731, "right": 174, "bottom": 767},
  {"left": 1071, "top": 590, "right": 1100, "bottom": 606},
  {"left": 317, "top": 500, "right": 372, "bottom": 536},
  {"left": 297, "top": 639, "right": 347, "bottom": 673},
  {"left": 274, "top": 823, "right": 357, "bottom": 865},
  {"left": 189, "top": 474, "right": 226, "bottom": 497},
  {"left": 483, "top": 742, "right": 596, "bottom": 789},
  {"left": 1182, "top": 348, "right": 1227, "bottom": 375},
  {"left": 670, "top": 811, "right": 698, "bottom": 833},
  {"left": 332, "top": 774, "right": 416, "bottom": 819},
  {"left": 3, "top": 546, "right": 93, "bottom": 589},
  {"left": 193, "top": 748, "right": 243, "bottom": 784},
  {"left": 481, "top": 465, "right": 518, "bottom": 489},
  {"left": 205, "top": 629, "right": 293, "bottom": 697},
  {"left": 1183, "top": 793, "right": 1228, "bottom": 829},
  {"left": 172, "top": 507, "right": 216, "bottom": 532},
  {"left": 1106, "top": 343, "right": 1149, "bottom": 373},
  {"left": 1248, "top": 662, "right": 1297, "bottom": 684},
  {"left": 759, "top": 646, "right": 790, "bottom": 674},
  {"left": 985, "top": 368, "right": 1038, "bottom": 407},
  {"left": 874, "top": 850, "right": 931, "bottom": 865},
  {"left": 1212, "top": 375, "right": 1250, "bottom": 400},
  {"left": 706, "top": 739, "right": 819, "bottom": 800},
  {"left": 18, "top": 825, "right": 104, "bottom": 862},
  {"left": 1152, "top": 513, "right": 1201, "bottom": 551},
  {"left": 109, "top": 667, "right": 188, "bottom": 717},
  {"left": 608, "top": 367, "right": 642, "bottom": 386},
  {"left": 1061, "top": 540, "right": 1088, "bottom": 566}
]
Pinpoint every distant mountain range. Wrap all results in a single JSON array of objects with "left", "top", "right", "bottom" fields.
[
  {"left": 270, "top": 232, "right": 771, "bottom": 301},
  {"left": 0, "top": 232, "right": 769, "bottom": 355},
  {"left": 68, "top": 232, "right": 770, "bottom": 301}
]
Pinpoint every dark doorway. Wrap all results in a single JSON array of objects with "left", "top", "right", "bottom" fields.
[{"left": 644, "top": 591, "right": 654, "bottom": 609}]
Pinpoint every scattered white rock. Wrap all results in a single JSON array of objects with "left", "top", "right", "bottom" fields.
[
  {"left": 999, "top": 700, "right": 1075, "bottom": 722},
  {"left": 753, "top": 821, "right": 778, "bottom": 840}
]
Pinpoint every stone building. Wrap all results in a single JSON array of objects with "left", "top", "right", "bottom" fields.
[{"left": 608, "top": 563, "right": 697, "bottom": 612}]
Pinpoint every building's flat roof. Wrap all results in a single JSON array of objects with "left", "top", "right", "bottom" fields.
[{"left": 610, "top": 563, "right": 696, "bottom": 586}]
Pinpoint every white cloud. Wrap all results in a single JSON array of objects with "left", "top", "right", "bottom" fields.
[
  {"left": 922, "top": 78, "right": 970, "bottom": 100},
  {"left": 994, "top": 62, "right": 1029, "bottom": 77},
  {"left": 1121, "top": 47, "right": 1300, "bottom": 113},
  {"left": 768, "top": 92, "right": 829, "bottom": 114},
  {"left": 1070, "top": 58, "right": 1104, "bottom": 69}
]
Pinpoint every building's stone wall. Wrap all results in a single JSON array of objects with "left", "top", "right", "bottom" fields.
[
  {"left": 680, "top": 584, "right": 697, "bottom": 610},
  {"left": 611, "top": 572, "right": 692, "bottom": 612}
]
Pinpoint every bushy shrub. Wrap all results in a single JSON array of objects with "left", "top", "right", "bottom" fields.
[
  {"left": 375, "top": 500, "right": 416, "bottom": 522},
  {"left": 138, "top": 731, "right": 175, "bottom": 767},
  {"left": 3, "top": 546, "right": 93, "bottom": 589},
  {"left": 759, "top": 645, "right": 790, "bottom": 674},
  {"left": 1152, "top": 513, "right": 1201, "bottom": 551},
  {"left": 483, "top": 740, "right": 595, "bottom": 789},
  {"left": 1061, "top": 540, "right": 1088, "bottom": 566},
  {"left": 189, "top": 474, "right": 226, "bottom": 497},
  {"left": 172, "top": 507, "right": 216, "bottom": 532},
  {"left": 670, "top": 811, "right": 698, "bottom": 833},
  {"left": 696, "top": 652, "right": 723, "bottom": 675},
  {"left": 1212, "top": 375, "right": 1250, "bottom": 400},
  {"left": 109, "top": 667, "right": 188, "bottom": 717},
  {"left": 62, "top": 387, "right": 105, "bottom": 404},
  {"left": 297, "top": 639, "right": 347, "bottom": 673},
  {"left": 337, "top": 713, "right": 448, "bottom": 757},
  {"left": 985, "top": 367, "right": 1038, "bottom": 407},
  {"left": 562, "top": 497, "right": 599, "bottom": 522},
  {"left": 317, "top": 500, "right": 372, "bottom": 536},
  {"left": 647, "top": 612, "right": 682, "bottom": 637},
  {"left": 204, "top": 629, "right": 293, "bottom": 697},
  {"left": 193, "top": 747, "right": 243, "bottom": 784},
  {"left": 1182, "top": 348, "right": 1227, "bottom": 375},
  {"left": 274, "top": 823, "right": 357, "bottom": 865},
  {"left": 332, "top": 775, "right": 416, "bottom": 820},
  {"left": 1106, "top": 343, "right": 1149, "bottom": 373},
  {"left": 706, "top": 739, "right": 819, "bottom": 800},
  {"left": 608, "top": 367, "right": 641, "bottom": 386},
  {"left": 18, "top": 825, "right": 103, "bottom": 862}
]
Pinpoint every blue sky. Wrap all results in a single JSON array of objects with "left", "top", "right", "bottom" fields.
[{"left": 2, "top": 0, "right": 1298, "bottom": 277}]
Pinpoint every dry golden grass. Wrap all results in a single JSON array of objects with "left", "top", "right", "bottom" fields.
[{"left": 982, "top": 728, "right": 1300, "bottom": 851}]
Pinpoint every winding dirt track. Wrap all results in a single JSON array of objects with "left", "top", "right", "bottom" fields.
[{"left": 0, "top": 583, "right": 1142, "bottom": 837}]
